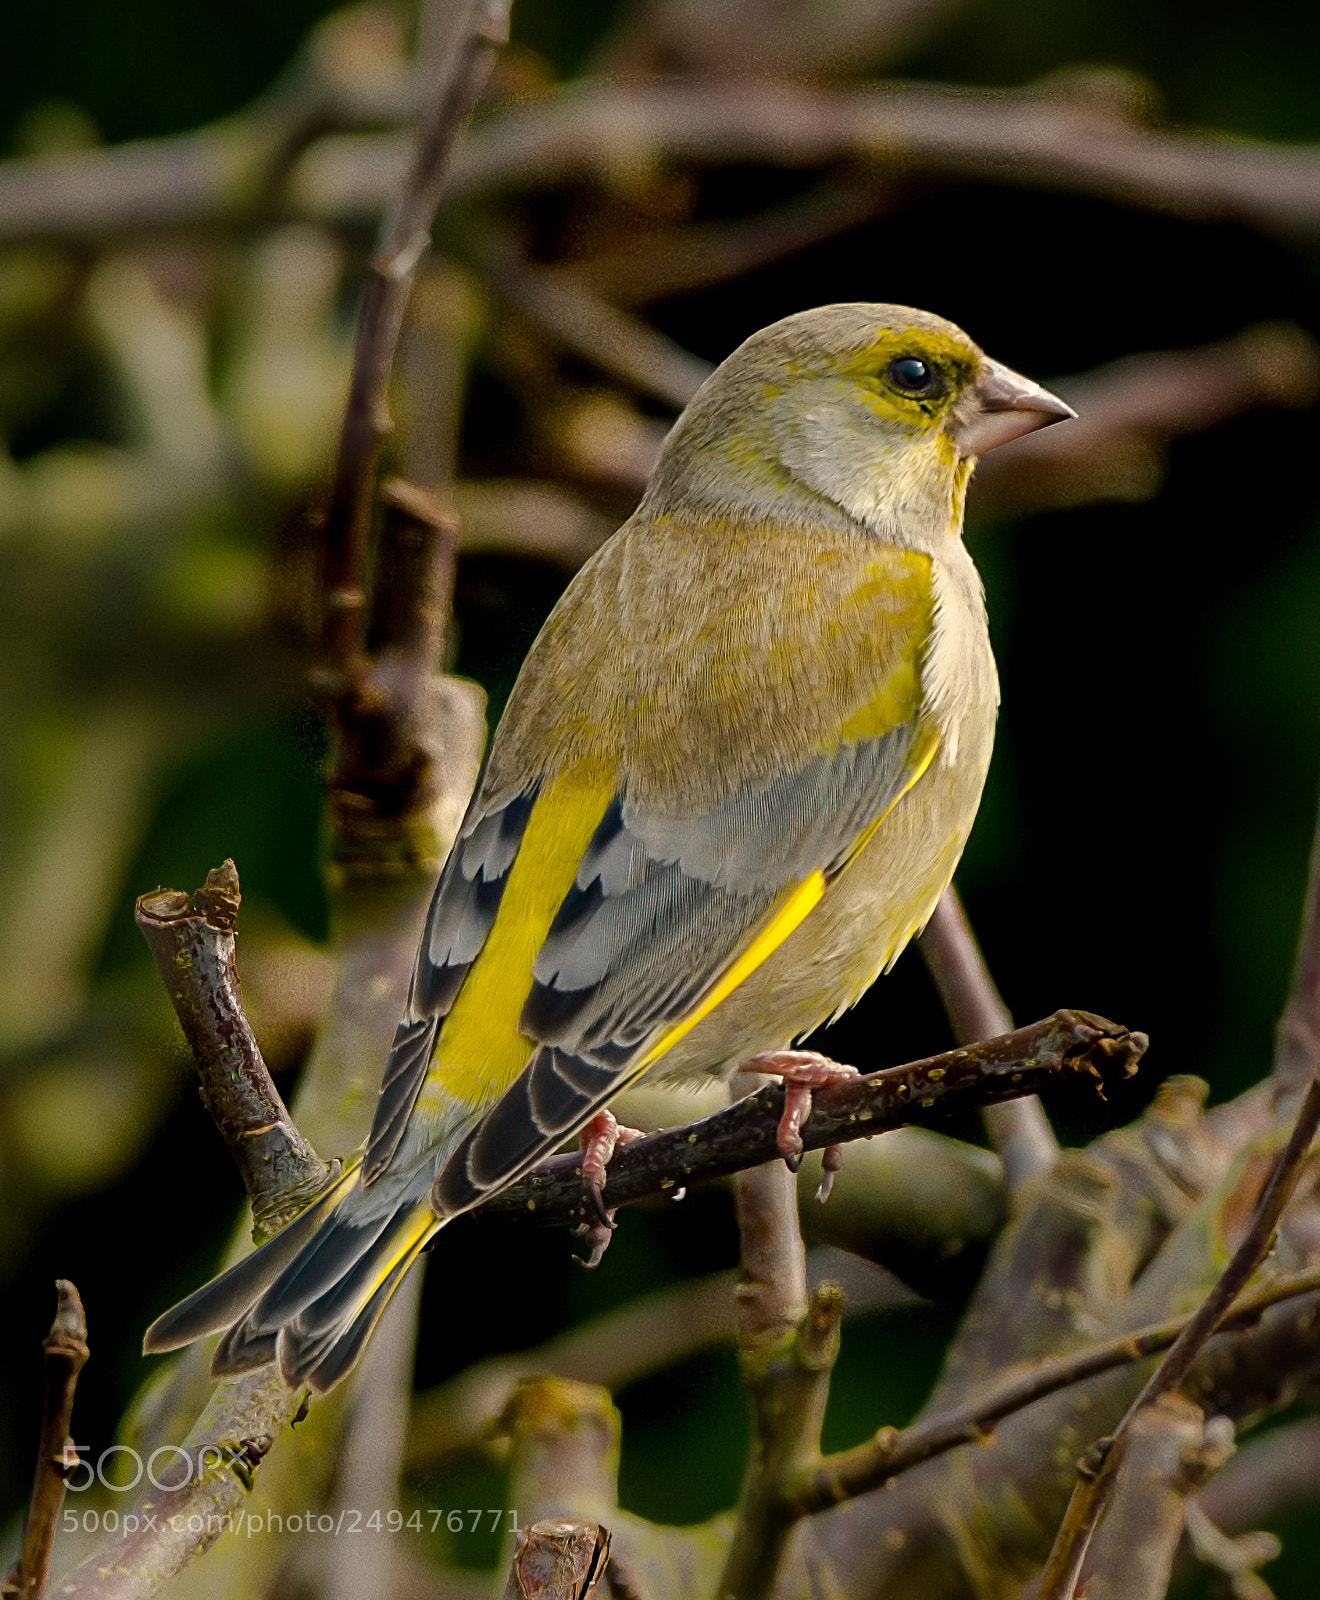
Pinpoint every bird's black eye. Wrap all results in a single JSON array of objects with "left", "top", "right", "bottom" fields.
[{"left": 887, "top": 356, "right": 935, "bottom": 395}]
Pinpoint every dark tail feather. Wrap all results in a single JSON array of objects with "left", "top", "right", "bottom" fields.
[
  {"left": 239, "top": 1205, "right": 397, "bottom": 1338},
  {"left": 212, "top": 1197, "right": 437, "bottom": 1387},
  {"left": 142, "top": 1160, "right": 362, "bottom": 1355},
  {"left": 280, "top": 1244, "right": 424, "bottom": 1392}
]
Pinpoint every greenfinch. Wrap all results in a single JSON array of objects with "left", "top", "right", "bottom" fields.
[{"left": 144, "top": 302, "right": 1073, "bottom": 1392}]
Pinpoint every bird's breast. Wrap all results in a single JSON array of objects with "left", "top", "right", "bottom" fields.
[{"left": 920, "top": 543, "right": 998, "bottom": 765}]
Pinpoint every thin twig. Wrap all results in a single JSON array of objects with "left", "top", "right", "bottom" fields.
[
  {"left": 4, "top": 1282, "right": 90, "bottom": 1600},
  {"left": 567, "top": 170, "right": 898, "bottom": 311},
  {"left": 919, "top": 887, "right": 1060, "bottom": 1187},
  {"left": 135, "top": 862, "right": 329, "bottom": 1236},
  {"left": 318, "top": 0, "right": 509, "bottom": 681},
  {"left": 480, "top": 1011, "right": 1143, "bottom": 1229},
  {"left": 1037, "top": 1067, "right": 1320, "bottom": 1599},
  {"left": 319, "top": 0, "right": 505, "bottom": 854},
  {"left": 781, "top": 1263, "right": 1320, "bottom": 1516},
  {"left": 483, "top": 254, "right": 714, "bottom": 409},
  {"left": 973, "top": 323, "right": 1320, "bottom": 516},
  {"left": 1037, "top": 795, "right": 1320, "bottom": 1600},
  {"left": 1276, "top": 796, "right": 1320, "bottom": 1098}
]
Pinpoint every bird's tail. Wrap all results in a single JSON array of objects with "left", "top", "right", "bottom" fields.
[{"left": 142, "top": 1157, "right": 439, "bottom": 1393}]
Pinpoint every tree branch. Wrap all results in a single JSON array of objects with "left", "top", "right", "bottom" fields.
[
  {"left": 1040, "top": 1065, "right": 1320, "bottom": 1598},
  {"left": 4, "top": 1282, "right": 90, "bottom": 1600},
  {"left": 973, "top": 322, "right": 1320, "bottom": 516},
  {"left": 11, "top": 75, "right": 1320, "bottom": 248},
  {"left": 481, "top": 252, "right": 715, "bottom": 411},
  {"left": 717, "top": 1271, "right": 842, "bottom": 1600},
  {"left": 919, "top": 886, "right": 1060, "bottom": 1188},
  {"left": 443, "top": 77, "right": 1320, "bottom": 236},
  {"left": 135, "top": 862, "right": 329, "bottom": 1236},
  {"left": 482, "top": 1010, "right": 1144, "bottom": 1228},
  {"left": 1037, "top": 800, "right": 1320, "bottom": 1600},
  {"left": 58, "top": 1367, "right": 320, "bottom": 1600},
  {"left": 780, "top": 1263, "right": 1320, "bottom": 1517}
]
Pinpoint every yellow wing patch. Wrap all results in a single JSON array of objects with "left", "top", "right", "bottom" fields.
[
  {"left": 420, "top": 768, "right": 615, "bottom": 1111},
  {"left": 638, "top": 871, "right": 826, "bottom": 1068}
]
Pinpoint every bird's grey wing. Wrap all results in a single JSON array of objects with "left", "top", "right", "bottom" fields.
[{"left": 432, "top": 720, "right": 934, "bottom": 1212}]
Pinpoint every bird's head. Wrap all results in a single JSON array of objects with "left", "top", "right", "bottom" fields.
[{"left": 646, "top": 302, "right": 1074, "bottom": 549}]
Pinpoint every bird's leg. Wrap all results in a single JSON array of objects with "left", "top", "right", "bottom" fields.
[
  {"left": 574, "top": 1109, "right": 643, "bottom": 1268},
  {"left": 739, "top": 1049, "right": 860, "bottom": 1202}
]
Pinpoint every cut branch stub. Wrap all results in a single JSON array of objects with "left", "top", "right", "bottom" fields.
[
  {"left": 503, "top": 1519, "right": 612, "bottom": 1600},
  {"left": 136, "top": 861, "right": 329, "bottom": 1237}
]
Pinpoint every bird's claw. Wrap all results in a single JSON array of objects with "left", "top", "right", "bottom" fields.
[
  {"left": 574, "top": 1215, "right": 616, "bottom": 1269},
  {"left": 816, "top": 1143, "right": 844, "bottom": 1204},
  {"left": 574, "top": 1110, "right": 642, "bottom": 1260},
  {"left": 584, "top": 1177, "right": 615, "bottom": 1229},
  {"left": 740, "top": 1049, "right": 859, "bottom": 1190}
]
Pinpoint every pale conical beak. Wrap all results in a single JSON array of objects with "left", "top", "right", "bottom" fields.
[{"left": 949, "top": 358, "right": 1076, "bottom": 459}]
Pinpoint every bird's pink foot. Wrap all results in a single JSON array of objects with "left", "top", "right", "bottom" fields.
[
  {"left": 740, "top": 1049, "right": 859, "bottom": 1200},
  {"left": 574, "top": 1110, "right": 643, "bottom": 1266}
]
